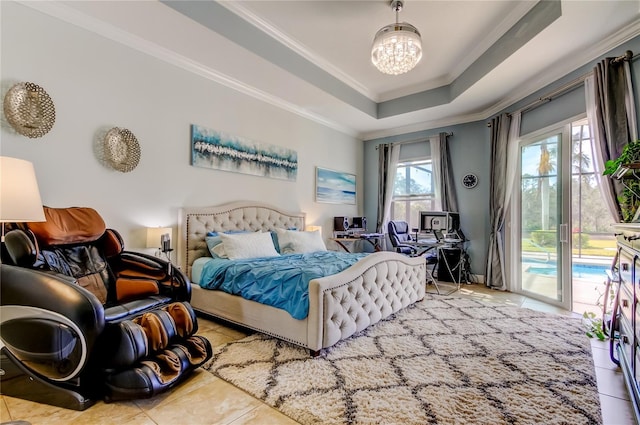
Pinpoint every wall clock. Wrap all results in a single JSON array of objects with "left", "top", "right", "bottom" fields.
[{"left": 462, "top": 173, "right": 478, "bottom": 189}]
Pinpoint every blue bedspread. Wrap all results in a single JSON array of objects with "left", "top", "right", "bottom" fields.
[{"left": 199, "top": 251, "right": 368, "bottom": 320}]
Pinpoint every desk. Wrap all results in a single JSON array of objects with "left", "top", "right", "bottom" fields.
[
  {"left": 406, "top": 239, "right": 466, "bottom": 294},
  {"left": 331, "top": 234, "right": 384, "bottom": 253},
  {"left": 406, "top": 239, "right": 439, "bottom": 255}
]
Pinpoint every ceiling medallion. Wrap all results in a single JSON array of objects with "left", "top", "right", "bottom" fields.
[{"left": 371, "top": 0, "right": 422, "bottom": 76}]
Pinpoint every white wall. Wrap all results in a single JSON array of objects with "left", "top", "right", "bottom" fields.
[{"left": 1, "top": 2, "right": 362, "bottom": 252}]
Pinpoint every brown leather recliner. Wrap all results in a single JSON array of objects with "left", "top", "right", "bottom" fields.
[{"left": 0, "top": 207, "right": 213, "bottom": 410}]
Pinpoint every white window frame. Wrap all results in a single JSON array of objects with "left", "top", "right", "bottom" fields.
[{"left": 391, "top": 157, "right": 438, "bottom": 229}]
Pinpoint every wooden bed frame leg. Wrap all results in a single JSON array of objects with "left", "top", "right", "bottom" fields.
[{"left": 310, "top": 349, "right": 321, "bottom": 357}]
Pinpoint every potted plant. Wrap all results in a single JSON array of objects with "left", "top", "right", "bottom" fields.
[{"left": 603, "top": 139, "right": 640, "bottom": 222}]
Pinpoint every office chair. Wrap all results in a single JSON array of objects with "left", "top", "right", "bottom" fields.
[
  {"left": 388, "top": 220, "right": 417, "bottom": 255},
  {"left": 387, "top": 220, "right": 439, "bottom": 293}
]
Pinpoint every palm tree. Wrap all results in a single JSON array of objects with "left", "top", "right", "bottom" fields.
[{"left": 538, "top": 140, "right": 555, "bottom": 230}]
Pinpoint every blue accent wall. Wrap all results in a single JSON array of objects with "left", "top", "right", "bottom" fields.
[
  {"left": 365, "top": 34, "right": 640, "bottom": 279},
  {"left": 364, "top": 121, "right": 489, "bottom": 276}
]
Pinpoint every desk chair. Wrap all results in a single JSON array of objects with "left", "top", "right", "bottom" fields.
[
  {"left": 387, "top": 220, "right": 415, "bottom": 255},
  {"left": 387, "top": 221, "right": 439, "bottom": 293}
]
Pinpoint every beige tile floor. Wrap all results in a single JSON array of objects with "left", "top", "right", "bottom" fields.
[{"left": 0, "top": 283, "right": 634, "bottom": 425}]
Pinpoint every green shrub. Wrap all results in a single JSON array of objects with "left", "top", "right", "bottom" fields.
[
  {"left": 530, "top": 230, "right": 556, "bottom": 247},
  {"left": 573, "top": 233, "right": 590, "bottom": 247},
  {"left": 531, "top": 230, "right": 591, "bottom": 247}
]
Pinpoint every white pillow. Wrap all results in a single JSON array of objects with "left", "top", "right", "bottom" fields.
[
  {"left": 219, "top": 231, "right": 279, "bottom": 260},
  {"left": 275, "top": 229, "right": 327, "bottom": 254},
  {"left": 212, "top": 242, "right": 228, "bottom": 259}
]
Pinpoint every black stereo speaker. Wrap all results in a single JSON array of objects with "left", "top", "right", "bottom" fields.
[
  {"left": 334, "top": 217, "right": 349, "bottom": 231},
  {"left": 351, "top": 217, "right": 366, "bottom": 230}
]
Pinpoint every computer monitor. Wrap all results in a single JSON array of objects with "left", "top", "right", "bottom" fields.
[
  {"left": 447, "top": 212, "right": 460, "bottom": 232},
  {"left": 419, "top": 211, "right": 461, "bottom": 233},
  {"left": 419, "top": 212, "right": 448, "bottom": 233}
]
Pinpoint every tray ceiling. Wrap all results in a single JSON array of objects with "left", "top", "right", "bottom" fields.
[{"left": 27, "top": 0, "right": 640, "bottom": 138}]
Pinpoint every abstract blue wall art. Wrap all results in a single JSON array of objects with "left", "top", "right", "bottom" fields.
[
  {"left": 315, "top": 167, "right": 356, "bottom": 204},
  {"left": 191, "top": 124, "right": 298, "bottom": 181}
]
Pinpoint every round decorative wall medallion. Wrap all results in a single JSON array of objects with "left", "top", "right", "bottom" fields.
[
  {"left": 102, "top": 127, "right": 141, "bottom": 173},
  {"left": 462, "top": 173, "right": 478, "bottom": 189},
  {"left": 3, "top": 82, "right": 56, "bottom": 138}
]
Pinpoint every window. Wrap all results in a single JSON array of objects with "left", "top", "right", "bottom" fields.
[{"left": 391, "top": 158, "right": 437, "bottom": 228}]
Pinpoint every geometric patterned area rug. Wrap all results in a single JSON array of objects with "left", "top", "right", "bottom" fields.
[{"left": 205, "top": 295, "right": 602, "bottom": 425}]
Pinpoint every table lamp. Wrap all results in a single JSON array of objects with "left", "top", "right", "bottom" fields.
[
  {"left": 305, "top": 225, "right": 322, "bottom": 234},
  {"left": 0, "top": 156, "right": 46, "bottom": 245},
  {"left": 146, "top": 227, "right": 172, "bottom": 257}
]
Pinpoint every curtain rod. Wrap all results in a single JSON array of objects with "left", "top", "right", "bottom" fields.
[
  {"left": 516, "top": 72, "right": 591, "bottom": 115},
  {"left": 612, "top": 50, "right": 635, "bottom": 63},
  {"left": 488, "top": 50, "right": 638, "bottom": 125},
  {"left": 374, "top": 132, "right": 453, "bottom": 149}
]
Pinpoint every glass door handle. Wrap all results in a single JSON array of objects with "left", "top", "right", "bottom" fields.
[{"left": 560, "top": 224, "right": 569, "bottom": 243}]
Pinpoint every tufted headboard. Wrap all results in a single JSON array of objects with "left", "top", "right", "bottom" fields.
[{"left": 178, "top": 201, "right": 306, "bottom": 278}]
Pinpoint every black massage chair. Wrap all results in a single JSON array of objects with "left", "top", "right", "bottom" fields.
[{"left": 0, "top": 206, "right": 213, "bottom": 410}]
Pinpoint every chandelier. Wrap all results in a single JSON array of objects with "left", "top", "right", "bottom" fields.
[{"left": 371, "top": 0, "right": 422, "bottom": 75}]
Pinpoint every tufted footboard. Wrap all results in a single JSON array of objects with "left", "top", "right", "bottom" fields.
[{"left": 307, "top": 252, "right": 426, "bottom": 351}]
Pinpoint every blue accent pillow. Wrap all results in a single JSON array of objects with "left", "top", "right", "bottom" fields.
[
  {"left": 270, "top": 231, "right": 281, "bottom": 253},
  {"left": 205, "top": 235, "right": 223, "bottom": 257}
]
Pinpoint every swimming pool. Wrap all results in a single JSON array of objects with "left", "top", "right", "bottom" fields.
[{"left": 525, "top": 261, "right": 610, "bottom": 279}]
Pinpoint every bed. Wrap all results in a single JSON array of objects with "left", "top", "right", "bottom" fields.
[{"left": 178, "top": 201, "right": 426, "bottom": 354}]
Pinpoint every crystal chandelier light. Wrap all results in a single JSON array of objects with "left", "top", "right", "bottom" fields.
[{"left": 371, "top": 0, "right": 422, "bottom": 76}]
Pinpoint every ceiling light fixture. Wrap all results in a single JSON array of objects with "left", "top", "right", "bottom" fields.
[{"left": 371, "top": 0, "right": 422, "bottom": 76}]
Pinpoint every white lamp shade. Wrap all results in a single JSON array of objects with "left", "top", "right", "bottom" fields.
[
  {"left": 0, "top": 156, "right": 45, "bottom": 223},
  {"left": 305, "top": 225, "right": 322, "bottom": 234},
  {"left": 146, "top": 227, "right": 171, "bottom": 248}
]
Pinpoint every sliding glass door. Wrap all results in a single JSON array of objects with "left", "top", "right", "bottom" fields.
[
  {"left": 516, "top": 126, "right": 572, "bottom": 309},
  {"left": 511, "top": 118, "right": 617, "bottom": 311}
]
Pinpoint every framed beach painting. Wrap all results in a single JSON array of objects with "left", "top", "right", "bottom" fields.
[
  {"left": 315, "top": 167, "right": 356, "bottom": 204},
  {"left": 190, "top": 124, "right": 298, "bottom": 181}
]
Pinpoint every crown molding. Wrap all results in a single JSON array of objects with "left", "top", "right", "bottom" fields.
[
  {"left": 366, "top": 18, "right": 640, "bottom": 140},
  {"left": 482, "top": 19, "right": 640, "bottom": 121},
  {"left": 221, "top": 0, "right": 538, "bottom": 106},
  {"left": 219, "top": 1, "right": 376, "bottom": 101},
  {"left": 13, "top": 1, "right": 640, "bottom": 142},
  {"left": 16, "top": 1, "right": 359, "bottom": 138},
  {"left": 445, "top": 1, "right": 539, "bottom": 90},
  {"left": 362, "top": 110, "right": 488, "bottom": 141}
]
